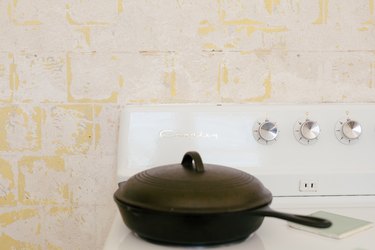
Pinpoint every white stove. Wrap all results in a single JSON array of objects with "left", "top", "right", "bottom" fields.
[{"left": 104, "top": 104, "right": 375, "bottom": 250}]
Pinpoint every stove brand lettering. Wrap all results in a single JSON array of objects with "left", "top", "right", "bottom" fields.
[{"left": 159, "top": 130, "right": 218, "bottom": 139}]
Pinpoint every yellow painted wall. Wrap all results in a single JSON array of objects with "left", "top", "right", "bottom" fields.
[{"left": 0, "top": 0, "right": 374, "bottom": 249}]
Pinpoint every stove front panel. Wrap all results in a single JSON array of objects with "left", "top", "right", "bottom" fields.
[{"left": 117, "top": 104, "right": 375, "bottom": 196}]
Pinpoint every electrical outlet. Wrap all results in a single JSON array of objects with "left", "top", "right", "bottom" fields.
[{"left": 299, "top": 180, "right": 318, "bottom": 192}]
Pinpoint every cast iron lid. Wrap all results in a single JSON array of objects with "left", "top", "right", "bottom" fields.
[{"left": 114, "top": 151, "right": 273, "bottom": 214}]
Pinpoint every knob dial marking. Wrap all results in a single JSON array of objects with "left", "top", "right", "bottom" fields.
[{"left": 253, "top": 120, "right": 278, "bottom": 145}]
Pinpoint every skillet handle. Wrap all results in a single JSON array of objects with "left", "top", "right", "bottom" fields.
[
  {"left": 181, "top": 151, "right": 205, "bottom": 173},
  {"left": 250, "top": 206, "right": 332, "bottom": 228}
]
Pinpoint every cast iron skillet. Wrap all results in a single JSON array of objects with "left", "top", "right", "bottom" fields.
[{"left": 114, "top": 151, "right": 331, "bottom": 246}]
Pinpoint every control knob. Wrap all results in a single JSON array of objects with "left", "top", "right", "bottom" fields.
[
  {"left": 253, "top": 120, "right": 278, "bottom": 145},
  {"left": 294, "top": 119, "right": 320, "bottom": 145},
  {"left": 335, "top": 118, "right": 362, "bottom": 144}
]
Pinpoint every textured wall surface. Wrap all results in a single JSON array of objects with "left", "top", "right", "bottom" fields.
[{"left": 0, "top": 0, "right": 374, "bottom": 249}]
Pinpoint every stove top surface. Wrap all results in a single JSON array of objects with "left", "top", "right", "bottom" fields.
[{"left": 104, "top": 197, "right": 375, "bottom": 250}]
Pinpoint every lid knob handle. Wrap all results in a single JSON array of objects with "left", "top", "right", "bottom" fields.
[{"left": 181, "top": 151, "right": 205, "bottom": 173}]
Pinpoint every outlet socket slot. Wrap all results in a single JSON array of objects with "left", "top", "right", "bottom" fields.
[{"left": 299, "top": 180, "right": 318, "bottom": 192}]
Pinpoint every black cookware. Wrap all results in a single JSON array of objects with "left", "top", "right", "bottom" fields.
[{"left": 114, "top": 151, "right": 331, "bottom": 245}]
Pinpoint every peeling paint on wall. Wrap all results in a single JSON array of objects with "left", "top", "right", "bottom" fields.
[
  {"left": 264, "top": 0, "right": 281, "bottom": 14},
  {"left": 0, "top": 209, "right": 39, "bottom": 226},
  {"left": 66, "top": 52, "right": 120, "bottom": 102},
  {"left": 0, "top": 233, "right": 41, "bottom": 250},
  {"left": 0, "top": 53, "right": 13, "bottom": 102},
  {"left": 0, "top": 106, "right": 43, "bottom": 151},
  {"left": 15, "top": 53, "right": 66, "bottom": 102},
  {"left": 313, "top": 0, "right": 329, "bottom": 24},
  {"left": 359, "top": 0, "right": 374, "bottom": 30},
  {"left": 7, "top": 0, "right": 42, "bottom": 26},
  {"left": 0, "top": 157, "right": 16, "bottom": 206},
  {"left": 44, "top": 105, "right": 94, "bottom": 154},
  {"left": 197, "top": 1, "right": 287, "bottom": 50},
  {"left": 18, "top": 156, "right": 70, "bottom": 205},
  {"left": 0, "top": 0, "right": 375, "bottom": 249}
]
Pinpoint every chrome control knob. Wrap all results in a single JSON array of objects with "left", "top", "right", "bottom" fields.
[
  {"left": 301, "top": 120, "right": 320, "bottom": 140},
  {"left": 342, "top": 120, "right": 361, "bottom": 140},
  {"left": 253, "top": 120, "right": 278, "bottom": 145},
  {"left": 294, "top": 119, "right": 320, "bottom": 145},
  {"left": 259, "top": 121, "right": 278, "bottom": 141},
  {"left": 335, "top": 118, "right": 362, "bottom": 144}
]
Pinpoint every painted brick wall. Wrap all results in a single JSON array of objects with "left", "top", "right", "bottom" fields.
[{"left": 0, "top": 0, "right": 374, "bottom": 249}]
